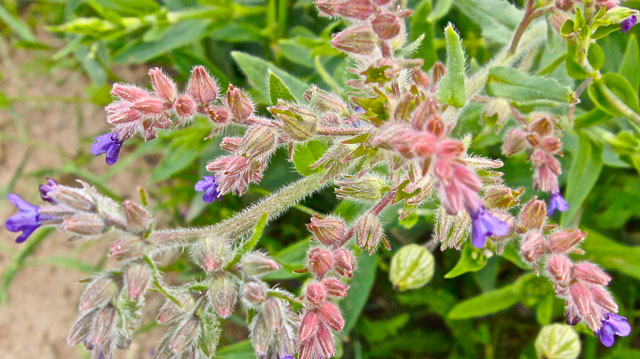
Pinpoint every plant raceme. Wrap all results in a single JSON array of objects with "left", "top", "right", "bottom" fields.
[{"left": 4, "top": 0, "right": 638, "bottom": 358}]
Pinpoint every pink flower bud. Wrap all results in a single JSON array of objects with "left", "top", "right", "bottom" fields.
[
  {"left": 432, "top": 62, "right": 447, "bottom": 85},
  {"left": 157, "top": 293, "right": 194, "bottom": 324},
  {"left": 502, "top": 128, "right": 528, "bottom": 156},
  {"left": 106, "top": 106, "right": 142, "bottom": 124},
  {"left": 209, "top": 272, "right": 238, "bottom": 317},
  {"left": 241, "top": 252, "right": 281, "bottom": 276},
  {"left": 61, "top": 214, "right": 106, "bottom": 236},
  {"left": 372, "top": 13, "right": 401, "bottom": 39},
  {"left": 308, "top": 248, "right": 334, "bottom": 277},
  {"left": 251, "top": 314, "right": 270, "bottom": 355},
  {"left": 132, "top": 97, "right": 165, "bottom": 115},
  {"left": 207, "top": 106, "right": 230, "bottom": 124},
  {"left": 111, "top": 83, "right": 148, "bottom": 102},
  {"left": 220, "top": 137, "right": 242, "bottom": 152},
  {"left": 109, "top": 234, "right": 144, "bottom": 260},
  {"left": 149, "top": 67, "right": 177, "bottom": 102},
  {"left": 125, "top": 263, "right": 151, "bottom": 300},
  {"left": 79, "top": 276, "right": 118, "bottom": 312},
  {"left": 519, "top": 197, "right": 547, "bottom": 231},
  {"left": 123, "top": 200, "right": 151, "bottom": 233},
  {"left": 317, "top": 323, "right": 336, "bottom": 357},
  {"left": 540, "top": 136, "right": 563, "bottom": 154},
  {"left": 590, "top": 285, "right": 618, "bottom": 313},
  {"left": 315, "top": 0, "right": 338, "bottom": 17},
  {"left": 188, "top": 66, "right": 218, "bottom": 105},
  {"left": 545, "top": 254, "right": 572, "bottom": 284},
  {"left": 411, "top": 99, "right": 439, "bottom": 131},
  {"left": 321, "top": 278, "right": 348, "bottom": 297},
  {"left": 243, "top": 282, "right": 267, "bottom": 305},
  {"left": 530, "top": 116, "right": 554, "bottom": 137},
  {"left": 67, "top": 310, "right": 95, "bottom": 345},
  {"left": 175, "top": 95, "right": 196, "bottom": 119},
  {"left": 169, "top": 316, "right": 199, "bottom": 353},
  {"left": 331, "top": 26, "right": 377, "bottom": 55},
  {"left": 90, "top": 305, "right": 116, "bottom": 346},
  {"left": 226, "top": 85, "right": 254, "bottom": 123},
  {"left": 573, "top": 262, "right": 611, "bottom": 285},
  {"left": 335, "top": 0, "right": 374, "bottom": 20},
  {"left": 569, "top": 281, "right": 593, "bottom": 316},
  {"left": 548, "top": 229, "right": 585, "bottom": 253},
  {"left": 412, "top": 69, "right": 431, "bottom": 90},
  {"left": 299, "top": 311, "right": 319, "bottom": 343},
  {"left": 263, "top": 298, "right": 283, "bottom": 331},
  {"left": 48, "top": 186, "right": 95, "bottom": 212},
  {"left": 306, "top": 214, "right": 346, "bottom": 246},
  {"left": 239, "top": 125, "right": 277, "bottom": 159},
  {"left": 306, "top": 282, "right": 327, "bottom": 305},
  {"left": 318, "top": 301, "right": 344, "bottom": 331},
  {"left": 355, "top": 213, "right": 383, "bottom": 254},
  {"left": 333, "top": 249, "right": 355, "bottom": 278},
  {"left": 520, "top": 231, "right": 547, "bottom": 264},
  {"left": 193, "top": 237, "right": 230, "bottom": 272}
]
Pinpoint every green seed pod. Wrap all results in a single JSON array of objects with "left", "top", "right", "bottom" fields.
[
  {"left": 389, "top": 244, "right": 434, "bottom": 291},
  {"left": 535, "top": 324, "right": 580, "bottom": 359}
]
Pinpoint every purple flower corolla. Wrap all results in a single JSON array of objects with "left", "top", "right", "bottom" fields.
[
  {"left": 622, "top": 15, "right": 637, "bottom": 34},
  {"left": 92, "top": 133, "right": 123, "bottom": 165},
  {"left": 548, "top": 192, "right": 569, "bottom": 216},
  {"left": 39, "top": 177, "right": 59, "bottom": 203},
  {"left": 470, "top": 206, "right": 509, "bottom": 248},
  {"left": 195, "top": 176, "right": 222, "bottom": 203},
  {"left": 596, "top": 313, "right": 631, "bottom": 347},
  {"left": 5, "top": 194, "right": 45, "bottom": 243}
]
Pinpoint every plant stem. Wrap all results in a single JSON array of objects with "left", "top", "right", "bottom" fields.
[
  {"left": 316, "top": 127, "right": 369, "bottom": 136},
  {"left": 508, "top": 1, "right": 545, "bottom": 55}
]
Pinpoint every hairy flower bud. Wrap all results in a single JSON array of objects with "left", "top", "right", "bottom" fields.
[
  {"left": 548, "top": 229, "right": 586, "bottom": 253},
  {"left": 331, "top": 26, "right": 377, "bottom": 55},
  {"left": 239, "top": 125, "right": 277, "bottom": 159},
  {"left": 502, "top": 128, "right": 528, "bottom": 156},
  {"left": 125, "top": 263, "right": 151, "bottom": 300},
  {"left": 109, "top": 234, "right": 144, "bottom": 260},
  {"left": 332, "top": 249, "right": 355, "bottom": 278},
  {"left": 243, "top": 282, "right": 267, "bottom": 305},
  {"left": 573, "top": 262, "right": 611, "bottom": 285},
  {"left": 122, "top": 200, "right": 151, "bottom": 233},
  {"left": 317, "top": 323, "right": 336, "bottom": 357},
  {"left": 484, "top": 186, "right": 523, "bottom": 209},
  {"left": 67, "top": 309, "right": 96, "bottom": 345},
  {"left": 207, "top": 106, "right": 230, "bottom": 124},
  {"left": 519, "top": 197, "right": 547, "bottom": 231},
  {"left": 372, "top": 13, "right": 401, "bottom": 39},
  {"left": 546, "top": 254, "right": 572, "bottom": 284},
  {"left": 318, "top": 301, "right": 344, "bottom": 331},
  {"left": 209, "top": 272, "right": 238, "bottom": 317},
  {"left": 220, "top": 137, "right": 242, "bottom": 152},
  {"left": 251, "top": 314, "right": 270, "bottom": 355},
  {"left": 321, "top": 278, "right": 348, "bottom": 297},
  {"left": 79, "top": 276, "right": 118, "bottom": 312},
  {"left": 355, "top": 213, "right": 383, "bottom": 254},
  {"left": 175, "top": 95, "right": 197, "bottom": 119},
  {"left": 226, "top": 85, "right": 254, "bottom": 123},
  {"left": 590, "top": 285, "right": 618, "bottom": 313},
  {"left": 306, "top": 282, "right": 327, "bottom": 305},
  {"left": 389, "top": 244, "right": 435, "bottom": 291},
  {"left": 304, "top": 86, "right": 346, "bottom": 114},
  {"left": 90, "top": 305, "right": 117, "bottom": 346},
  {"left": 306, "top": 214, "right": 346, "bottom": 246},
  {"left": 521, "top": 231, "right": 548, "bottom": 264},
  {"left": 111, "top": 83, "right": 148, "bottom": 102},
  {"left": 192, "top": 237, "right": 230, "bottom": 272},
  {"left": 49, "top": 186, "right": 95, "bottom": 212},
  {"left": 241, "top": 252, "right": 281, "bottom": 276},
  {"left": 308, "top": 248, "right": 334, "bottom": 277},
  {"left": 61, "top": 214, "right": 106, "bottom": 236},
  {"left": 299, "top": 311, "right": 319, "bottom": 343},
  {"left": 149, "top": 68, "right": 177, "bottom": 103},
  {"left": 157, "top": 293, "right": 194, "bottom": 324},
  {"left": 530, "top": 116, "right": 554, "bottom": 137},
  {"left": 335, "top": 0, "right": 374, "bottom": 20},
  {"left": 264, "top": 298, "right": 283, "bottom": 331},
  {"left": 188, "top": 66, "right": 218, "bottom": 105},
  {"left": 335, "top": 175, "right": 384, "bottom": 202},
  {"left": 269, "top": 102, "right": 318, "bottom": 141},
  {"left": 169, "top": 316, "right": 200, "bottom": 353},
  {"left": 132, "top": 97, "right": 165, "bottom": 115}
]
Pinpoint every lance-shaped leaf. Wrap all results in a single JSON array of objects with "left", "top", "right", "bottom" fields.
[
  {"left": 487, "top": 66, "right": 576, "bottom": 104},
  {"left": 268, "top": 71, "right": 296, "bottom": 105},
  {"left": 454, "top": 0, "right": 523, "bottom": 44},
  {"left": 447, "top": 283, "right": 519, "bottom": 319},
  {"left": 438, "top": 24, "right": 466, "bottom": 108}
]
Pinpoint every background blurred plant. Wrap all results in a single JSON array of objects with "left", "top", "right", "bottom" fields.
[{"left": 0, "top": 0, "right": 639, "bottom": 358}]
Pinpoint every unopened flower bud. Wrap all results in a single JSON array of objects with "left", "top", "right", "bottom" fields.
[
  {"left": 169, "top": 316, "right": 200, "bottom": 353},
  {"left": 502, "top": 128, "right": 528, "bottom": 156},
  {"left": 411, "top": 99, "right": 439, "bottom": 131},
  {"left": 251, "top": 314, "right": 270, "bottom": 355},
  {"left": 122, "top": 200, "right": 150, "bottom": 233},
  {"left": 109, "top": 234, "right": 144, "bottom": 260},
  {"left": 318, "top": 301, "right": 344, "bottom": 331},
  {"left": 175, "top": 95, "right": 196, "bottom": 119},
  {"left": 241, "top": 252, "right": 281, "bottom": 276},
  {"left": 192, "top": 237, "right": 230, "bottom": 272},
  {"left": 207, "top": 106, "right": 230, "bottom": 124},
  {"left": 412, "top": 69, "right": 431, "bottom": 90},
  {"left": 589, "top": 285, "right": 618, "bottom": 313},
  {"left": 67, "top": 309, "right": 96, "bottom": 345},
  {"left": 306, "top": 214, "right": 346, "bottom": 246},
  {"left": 111, "top": 83, "right": 148, "bottom": 102},
  {"left": 90, "top": 305, "right": 117, "bottom": 346},
  {"left": 209, "top": 272, "right": 238, "bottom": 317},
  {"left": 79, "top": 276, "right": 118, "bottom": 312},
  {"left": 317, "top": 323, "right": 336, "bottom": 357},
  {"left": 49, "top": 186, "right": 95, "bottom": 212},
  {"left": 521, "top": 231, "right": 547, "bottom": 264},
  {"left": 299, "top": 311, "right": 319, "bottom": 343},
  {"left": 308, "top": 248, "right": 334, "bottom": 277},
  {"left": 304, "top": 86, "right": 346, "bottom": 114},
  {"left": 331, "top": 26, "right": 377, "bottom": 55},
  {"left": 263, "top": 298, "right": 283, "bottom": 331},
  {"left": 239, "top": 125, "right": 277, "bottom": 159},
  {"left": 220, "top": 137, "right": 242, "bottom": 152},
  {"left": 573, "top": 262, "right": 611, "bottom": 285},
  {"left": 306, "top": 282, "right": 327, "bottom": 305},
  {"left": 548, "top": 229, "right": 585, "bottom": 253},
  {"left": 335, "top": 175, "right": 384, "bottom": 202},
  {"left": 226, "top": 85, "right": 254, "bottom": 122},
  {"left": 149, "top": 68, "right": 177, "bottom": 102},
  {"left": 321, "top": 278, "right": 348, "bottom": 297},
  {"left": 125, "top": 263, "right": 151, "bottom": 300},
  {"left": 242, "top": 282, "right": 267, "bottom": 305},
  {"left": 535, "top": 324, "right": 580, "bottom": 359},
  {"left": 132, "top": 97, "right": 165, "bottom": 115},
  {"left": 333, "top": 249, "right": 355, "bottom": 278},
  {"left": 520, "top": 197, "right": 547, "bottom": 231},
  {"left": 355, "top": 213, "right": 383, "bottom": 254},
  {"left": 157, "top": 293, "right": 194, "bottom": 324},
  {"left": 484, "top": 186, "right": 523, "bottom": 209},
  {"left": 61, "top": 214, "right": 105, "bottom": 236},
  {"left": 189, "top": 66, "right": 218, "bottom": 105},
  {"left": 389, "top": 244, "right": 435, "bottom": 291},
  {"left": 530, "top": 116, "right": 554, "bottom": 137},
  {"left": 569, "top": 281, "right": 593, "bottom": 317},
  {"left": 372, "top": 13, "right": 401, "bottom": 39},
  {"left": 269, "top": 102, "right": 318, "bottom": 141},
  {"left": 540, "top": 136, "right": 563, "bottom": 154},
  {"left": 546, "top": 254, "right": 572, "bottom": 284},
  {"left": 432, "top": 62, "right": 446, "bottom": 85},
  {"left": 335, "top": 0, "right": 374, "bottom": 20}
]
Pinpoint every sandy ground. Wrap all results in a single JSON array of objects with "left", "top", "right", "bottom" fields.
[{"left": 0, "top": 41, "right": 162, "bottom": 358}]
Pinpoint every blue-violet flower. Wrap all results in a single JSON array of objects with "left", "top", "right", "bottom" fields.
[
  {"left": 548, "top": 192, "right": 569, "bottom": 216},
  {"left": 5, "top": 194, "right": 48, "bottom": 243},
  {"left": 39, "top": 177, "right": 59, "bottom": 203},
  {"left": 596, "top": 313, "right": 631, "bottom": 347},
  {"left": 92, "top": 133, "right": 123, "bottom": 165},
  {"left": 622, "top": 15, "right": 637, "bottom": 34},
  {"left": 195, "top": 176, "right": 222, "bottom": 203},
  {"left": 469, "top": 206, "right": 509, "bottom": 248}
]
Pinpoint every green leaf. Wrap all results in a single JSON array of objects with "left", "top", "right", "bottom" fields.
[
  {"left": 340, "top": 253, "right": 376, "bottom": 338},
  {"left": 0, "top": 5, "right": 36, "bottom": 42},
  {"left": 587, "top": 43, "right": 605, "bottom": 71},
  {"left": 447, "top": 284, "right": 519, "bottom": 319},
  {"left": 536, "top": 294, "right": 554, "bottom": 325},
  {"left": 359, "top": 314, "right": 410, "bottom": 344},
  {"left": 560, "top": 131, "right": 603, "bottom": 226},
  {"left": 581, "top": 229, "right": 640, "bottom": 281},
  {"left": 231, "top": 51, "right": 309, "bottom": 103},
  {"left": 428, "top": 0, "right": 454, "bottom": 22},
  {"left": 411, "top": 0, "right": 437, "bottom": 70},
  {"left": 453, "top": 0, "right": 523, "bottom": 44},
  {"left": 620, "top": 34, "right": 640, "bottom": 91},
  {"left": 93, "top": 0, "right": 160, "bottom": 16},
  {"left": 268, "top": 71, "right": 296, "bottom": 105},
  {"left": 445, "top": 242, "right": 488, "bottom": 278},
  {"left": 588, "top": 73, "right": 640, "bottom": 117},
  {"left": 151, "top": 125, "right": 211, "bottom": 183},
  {"left": 216, "top": 339, "right": 255, "bottom": 359},
  {"left": 292, "top": 140, "right": 328, "bottom": 176},
  {"left": 487, "top": 66, "right": 576, "bottom": 104},
  {"left": 438, "top": 24, "right": 466, "bottom": 107}
]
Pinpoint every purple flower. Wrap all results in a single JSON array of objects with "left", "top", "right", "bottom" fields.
[
  {"left": 596, "top": 313, "right": 631, "bottom": 347},
  {"left": 5, "top": 194, "right": 45, "bottom": 243},
  {"left": 92, "top": 133, "right": 123, "bottom": 165},
  {"left": 469, "top": 206, "right": 509, "bottom": 248},
  {"left": 39, "top": 177, "right": 59, "bottom": 203},
  {"left": 194, "top": 176, "right": 222, "bottom": 203},
  {"left": 622, "top": 15, "right": 637, "bottom": 34},
  {"left": 547, "top": 192, "right": 569, "bottom": 216}
]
